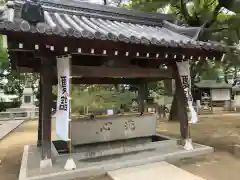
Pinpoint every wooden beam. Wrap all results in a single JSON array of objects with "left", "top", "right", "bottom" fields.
[
  {"left": 71, "top": 66, "right": 174, "bottom": 78},
  {"left": 41, "top": 58, "right": 53, "bottom": 160},
  {"left": 70, "top": 77, "right": 164, "bottom": 84}
]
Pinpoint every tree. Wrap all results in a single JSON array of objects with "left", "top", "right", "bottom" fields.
[
  {"left": 0, "top": 34, "right": 40, "bottom": 104},
  {"left": 129, "top": 0, "right": 239, "bottom": 38},
  {"left": 127, "top": 0, "right": 240, "bottom": 120},
  {"left": 69, "top": 84, "right": 136, "bottom": 114},
  {"left": 0, "top": 35, "right": 9, "bottom": 87}
]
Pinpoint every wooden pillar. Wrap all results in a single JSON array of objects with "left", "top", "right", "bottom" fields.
[
  {"left": 41, "top": 58, "right": 53, "bottom": 161},
  {"left": 138, "top": 83, "right": 145, "bottom": 114},
  {"left": 37, "top": 78, "right": 42, "bottom": 147},
  {"left": 169, "top": 92, "right": 178, "bottom": 121},
  {"left": 173, "top": 63, "right": 188, "bottom": 139}
]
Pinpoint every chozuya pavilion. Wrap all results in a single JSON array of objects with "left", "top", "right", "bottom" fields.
[{"left": 0, "top": 0, "right": 226, "bottom": 180}]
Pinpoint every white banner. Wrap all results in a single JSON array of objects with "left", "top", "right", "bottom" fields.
[
  {"left": 56, "top": 55, "right": 71, "bottom": 141},
  {"left": 176, "top": 60, "right": 198, "bottom": 124}
]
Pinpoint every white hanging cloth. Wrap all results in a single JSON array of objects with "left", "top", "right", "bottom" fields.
[
  {"left": 176, "top": 60, "right": 198, "bottom": 124},
  {"left": 56, "top": 55, "right": 71, "bottom": 141}
]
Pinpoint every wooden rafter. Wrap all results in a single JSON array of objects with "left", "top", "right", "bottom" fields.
[{"left": 6, "top": 32, "right": 223, "bottom": 60}]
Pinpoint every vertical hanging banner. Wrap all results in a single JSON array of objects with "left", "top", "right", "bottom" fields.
[
  {"left": 176, "top": 60, "right": 198, "bottom": 124},
  {"left": 56, "top": 55, "right": 71, "bottom": 141}
]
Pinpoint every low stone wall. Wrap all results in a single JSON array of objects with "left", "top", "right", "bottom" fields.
[{"left": 0, "top": 111, "right": 39, "bottom": 121}]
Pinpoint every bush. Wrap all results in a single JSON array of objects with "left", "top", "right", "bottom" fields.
[
  {"left": 70, "top": 89, "right": 136, "bottom": 114},
  {"left": 0, "top": 100, "right": 21, "bottom": 112}
]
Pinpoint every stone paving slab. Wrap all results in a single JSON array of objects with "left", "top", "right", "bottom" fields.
[
  {"left": 0, "top": 120, "right": 24, "bottom": 140},
  {"left": 108, "top": 161, "right": 205, "bottom": 180}
]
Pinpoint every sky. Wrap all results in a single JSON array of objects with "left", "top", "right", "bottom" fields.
[
  {"left": 81, "top": 0, "right": 108, "bottom": 4},
  {"left": 88, "top": 0, "right": 102, "bottom": 3},
  {"left": 81, "top": 0, "right": 130, "bottom": 5},
  {"left": 84, "top": 0, "right": 235, "bottom": 15}
]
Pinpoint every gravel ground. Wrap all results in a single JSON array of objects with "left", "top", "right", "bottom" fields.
[{"left": 0, "top": 114, "right": 239, "bottom": 180}]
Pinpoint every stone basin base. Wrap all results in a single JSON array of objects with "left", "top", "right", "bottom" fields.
[{"left": 19, "top": 135, "right": 214, "bottom": 180}]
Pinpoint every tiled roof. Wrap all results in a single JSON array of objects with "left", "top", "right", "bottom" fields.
[
  {"left": 195, "top": 80, "right": 232, "bottom": 89},
  {"left": 0, "top": 0, "right": 225, "bottom": 51},
  {"left": 232, "top": 86, "right": 240, "bottom": 92}
]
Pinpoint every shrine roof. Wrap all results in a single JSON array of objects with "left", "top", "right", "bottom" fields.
[
  {"left": 0, "top": 0, "right": 225, "bottom": 52},
  {"left": 195, "top": 80, "right": 232, "bottom": 89},
  {"left": 232, "top": 85, "right": 240, "bottom": 92}
]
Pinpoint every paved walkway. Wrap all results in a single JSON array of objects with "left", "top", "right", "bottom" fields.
[
  {"left": 0, "top": 120, "right": 24, "bottom": 140},
  {"left": 108, "top": 162, "right": 205, "bottom": 180}
]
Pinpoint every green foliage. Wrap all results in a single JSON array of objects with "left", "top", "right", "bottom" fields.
[
  {"left": 3, "top": 72, "right": 24, "bottom": 95},
  {"left": 200, "top": 62, "right": 221, "bottom": 80},
  {"left": 148, "top": 81, "right": 165, "bottom": 95},
  {"left": 0, "top": 35, "right": 9, "bottom": 85},
  {"left": 129, "top": 0, "right": 240, "bottom": 84},
  {"left": 129, "top": 0, "right": 171, "bottom": 12},
  {"left": 0, "top": 34, "right": 40, "bottom": 99},
  {"left": 68, "top": 85, "right": 136, "bottom": 114},
  {"left": 129, "top": 0, "right": 237, "bottom": 35},
  {"left": 0, "top": 100, "right": 21, "bottom": 112},
  {"left": 0, "top": 35, "right": 25, "bottom": 110},
  {"left": 2, "top": 72, "right": 40, "bottom": 98},
  {"left": 0, "top": 36, "right": 8, "bottom": 65}
]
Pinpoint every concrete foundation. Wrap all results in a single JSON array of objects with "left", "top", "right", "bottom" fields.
[
  {"left": 19, "top": 135, "right": 214, "bottom": 180},
  {"left": 230, "top": 144, "right": 240, "bottom": 157}
]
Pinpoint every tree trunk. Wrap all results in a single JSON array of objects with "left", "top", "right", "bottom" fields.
[
  {"left": 163, "top": 79, "right": 173, "bottom": 96},
  {"left": 114, "top": 84, "right": 119, "bottom": 92},
  {"left": 234, "top": 67, "right": 238, "bottom": 80},
  {"left": 224, "top": 72, "right": 228, "bottom": 83},
  {"left": 169, "top": 92, "right": 179, "bottom": 121},
  {"left": 164, "top": 79, "right": 179, "bottom": 121}
]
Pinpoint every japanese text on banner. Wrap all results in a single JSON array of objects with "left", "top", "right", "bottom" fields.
[
  {"left": 59, "top": 76, "right": 68, "bottom": 111},
  {"left": 56, "top": 56, "right": 70, "bottom": 141}
]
